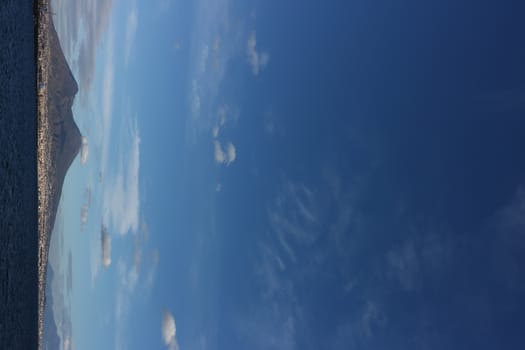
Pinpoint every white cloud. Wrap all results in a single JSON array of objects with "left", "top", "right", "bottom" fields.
[
  {"left": 246, "top": 31, "right": 269, "bottom": 76},
  {"left": 104, "top": 120, "right": 141, "bottom": 235},
  {"left": 90, "top": 231, "right": 102, "bottom": 286},
  {"left": 212, "top": 126, "right": 219, "bottom": 138},
  {"left": 213, "top": 141, "right": 225, "bottom": 163},
  {"left": 101, "top": 227, "right": 112, "bottom": 268},
  {"left": 210, "top": 105, "right": 239, "bottom": 170},
  {"left": 114, "top": 243, "right": 158, "bottom": 349},
  {"left": 115, "top": 282, "right": 129, "bottom": 350},
  {"left": 162, "top": 310, "right": 180, "bottom": 350},
  {"left": 99, "top": 30, "right": 115, "bottom": 174},
  {"left": 226, "top": 142, "right": 236, "bottom": 163},
  {"left": 162, "top": 311, "right": 176, "bottom": 344},
  {"left": 191, "top": 80, "right": 201, "bottom": 118},
  {"left": 80, "top": 204, "right": 88, "bottom": 229},
  {"left": 186, "top": 0, "right": 239, "bottom": 132},
  {"left": 211, "top": 104, "right": 239, "bottom": 140},
  {"left": 198, "top": 44, "right": 210, "bottom": 74},
  {"left": 217, "top": 104, "right": 230, "bottom": 125},
  {"left": 226, "top": 143, "right": 237, "bottom": 164},
  {"left": 125, "top": 2, "right": 138, "bottom": 66},
  {"left": 63, "top": 336, "right": 71, "bottom": 350},
  {"left": 213, "top": 141, "right": 236, "bottom": 165},
  {"left": 80, "top": 136, "right": 89, "bottom": 165},
  {"left": 267, "top": 182, "right": 319, "bottom": 253},
  {"left": 143, "top": 249, "right": 160, "bottom": 296},
  {"left": 117, "top": 258, "right": 139, "bottom": 294}
]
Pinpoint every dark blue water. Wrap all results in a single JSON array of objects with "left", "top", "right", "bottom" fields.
[{"left": 0, "top": 0, "right": 39, "bottom": 348}]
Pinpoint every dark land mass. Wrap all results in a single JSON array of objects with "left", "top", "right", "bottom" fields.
[
  {"left": 39, "top": 11, "right": 82, "bottom": 350},
  {"left": 0, "top": 1, "right": 39, "bottom": 349},
  {"left": 44, "top": 15, "right": 82, "bottom": 249}
]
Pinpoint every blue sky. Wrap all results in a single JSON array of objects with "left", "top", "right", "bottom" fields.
[{"left": 46, "top": 0, "right": 525, "bottom": 349}]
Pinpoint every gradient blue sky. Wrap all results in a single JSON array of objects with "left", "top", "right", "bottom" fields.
[{"left": 47, "top": 1, "right": 525, "bottom": 349}]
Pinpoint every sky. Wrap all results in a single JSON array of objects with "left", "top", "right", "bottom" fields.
[{"left": 46, "top": 0, "right": 525, "bottom": 349}]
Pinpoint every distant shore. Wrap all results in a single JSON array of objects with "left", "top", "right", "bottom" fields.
[{"left": 35, "top": 0, "right": 52, "bottom": 349}]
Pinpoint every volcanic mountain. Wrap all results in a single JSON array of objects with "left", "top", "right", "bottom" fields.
[
  {"left": 45, "top": 18, "right": 82, "bottom": 240},
  {"left": 38, "top": 14, "right": 82, "bottom": 350}
]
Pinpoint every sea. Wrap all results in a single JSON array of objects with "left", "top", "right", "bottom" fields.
[{"left": 0, "top": 0, "right": 39, "bottom": 348}]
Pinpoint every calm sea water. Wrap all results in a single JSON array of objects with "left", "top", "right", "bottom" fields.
[{"left": 0, "top": 0, "right": 39, "bottom": 348}]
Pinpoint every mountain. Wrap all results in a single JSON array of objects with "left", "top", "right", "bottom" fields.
[
  {"left": 38, "top": 16, "right": 81, "bottom": 349},
  {"left": 45, "top": 17, "right": 82, "bottom": 243}
]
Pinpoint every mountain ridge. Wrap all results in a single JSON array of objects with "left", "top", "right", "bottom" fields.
[
  {"left": 45, "top": 17, "right": 82, "bottom": 246},
  {"left": 39, "top": 15, "right": 82, "bottom": 350}
]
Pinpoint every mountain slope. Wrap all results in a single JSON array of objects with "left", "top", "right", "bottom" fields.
[
  {"left": 45, "top": 17, "right": 82, "bottom": 244},
  {"left": 38, "top": 17, "right": 82, "bottom": 348}
]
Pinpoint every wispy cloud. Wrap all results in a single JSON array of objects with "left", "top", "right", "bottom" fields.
[
  {"left": 81, "top": 186, "right": 92, "bottom": 232},
  {"left": 67, "top": 251, "right": 73, "bottom": 294},
  {"left": 90, "top": 231, "right": 102, "bottom": 286},
  {"left": 186, "top": 0, "right": 242, "bottom": 135},
  {"left": 225, "top": 142, "right": 236, "bottom": 163},
  {"left": 101, "top": 226, "right": 112, "bottom": 268},
  {"left": 124, "top": 2, "right": 138, "bottom": 67},
  {"left": 80, "top": 204, "right": 88, "bottom": 230},
  {"left": 246, "top": 31, "right": 269, "bottom": 76},
  {"left": 212, "top": 126, "right": 219, "bottom": 138},
  {"left": 63, "top": 336, "right": 73, "bottom": 350},
  {"left": 210, "top": 104, "right": 239, "bottom": 165},
  {"left": 245, "top": 176, "right": 360, "bottom": 349},
  {"left": 118, "top": 259, "right": 139, "bottom": 295},
  {"left": 115, "top": 258, "right": 134, "bottom": 350},
  {"left": 143, "top": 249, "right": 160, "bottom": 296},
  {"left": 47, "top": 221, "right": 73, "bottom": 347},
  {"left": 102, "top": 31, "right": 115, "bottom": 171},
  {"left": 114, "top": 220, "right": 159, "bottom": 348},
  {"left": 94, "top": 27, "right": 115, "bottom": 176},
  {"left": 191, "top": 79, "right": 201, "bottom": 118},
  {"left": 267, "top": 182, "right": 319, "bottom": 258},
  {"left": 211, "top": 104, "right": 238, "bottom": 136},
  {"left": 103, "top": 119, "right": 141, "bottom": 235},
  {"left": 257, "top": 182, "right": 321, "bottom": 300},
  {"left": 78, "top": 0, "right": 115, "bottom": 97},
  {"left": 234, "top": 181, "right": 327, "bottom": 350},
  {"left": 80, "top": 136, "right": 89, "bottom": 165},
  {"left": 162, "top": 310, "right": 180, "bottom": 350},
  {"left": 236, "top": 297, "right": 297, "bottom": 350}
]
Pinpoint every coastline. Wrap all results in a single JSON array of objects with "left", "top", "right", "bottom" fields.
[{"left": 36, "top": 0, "right": 51, "bottom": 348}]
